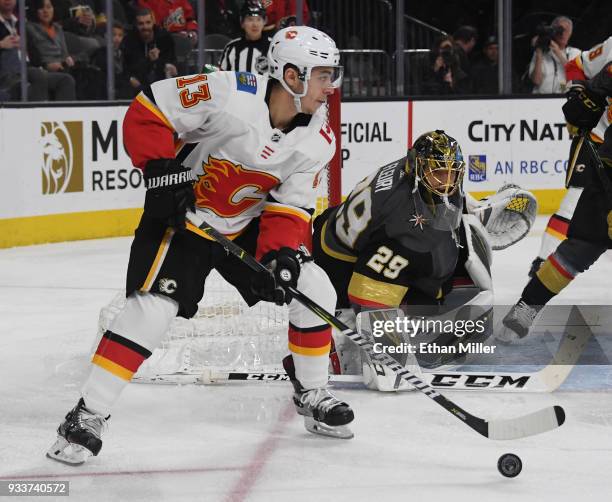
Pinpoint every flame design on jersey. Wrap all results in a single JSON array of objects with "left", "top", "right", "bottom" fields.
[{"left": 194, "top": 156, "right": 280, "bottom": 218}]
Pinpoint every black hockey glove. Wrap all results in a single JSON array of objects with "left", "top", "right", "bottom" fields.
[
  {"left": 562, "top": 86, "right": 607, "bottom": 136},
  {"left": 565, "top": 80, "right": 586, "bottom": 100},
  {"left": 251, "top": 247, "right": 305, "bottom": 306},
  {"left": 143, "top": 159, "right": 197, "bottom": 230}
]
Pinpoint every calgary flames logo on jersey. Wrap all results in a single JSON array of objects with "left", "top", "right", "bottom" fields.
[{"left": 194, "top": 156, "right": 280, "bottom": 218}]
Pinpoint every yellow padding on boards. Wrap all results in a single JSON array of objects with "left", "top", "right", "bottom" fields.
[
  {"left": 0, "top": 208, "right": 143, "bottom": 248},
  {"left": 0, "top": 189, "right": 567, "bottom": 249}
]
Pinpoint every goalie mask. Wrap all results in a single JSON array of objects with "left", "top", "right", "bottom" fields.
[
  {"left": 411, "top": 130, "right": 465, "bottom": 197},
  {"left": 268, "top": 26, "right": 343, "bottom": 111}
]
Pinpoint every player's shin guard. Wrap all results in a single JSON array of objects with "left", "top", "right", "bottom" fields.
[
  {"left": 81, "top": 292, "right": 178, "bottom": 415},
  {"left": 284, "top": 263, "right": 353, "bottom": 438},
  {"left": 48, "top": 293, "right": 178, "bottom": 464},
  {"left": 287, "top": 262, "right": 337, "bottom": 389}
]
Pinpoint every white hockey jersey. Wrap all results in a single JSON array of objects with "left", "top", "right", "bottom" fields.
[
  {"left": 123, "top": 71, "right": 335, "bottom": 256},
  {"left": 567, "top": 36, "right": 612, "bottom": 140}
]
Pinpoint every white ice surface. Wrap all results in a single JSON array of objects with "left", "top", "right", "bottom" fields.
[{"left": 1, "top": 216, "right": 611, "bottom": 502}]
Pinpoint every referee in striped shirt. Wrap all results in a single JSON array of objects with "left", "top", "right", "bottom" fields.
[{"left": 219, "top": 1, "right": 271, "bottom": 75}]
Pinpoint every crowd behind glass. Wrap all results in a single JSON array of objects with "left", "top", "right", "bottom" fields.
[{"left": 0, "top": 0, "right": 584, "bottom": 101}]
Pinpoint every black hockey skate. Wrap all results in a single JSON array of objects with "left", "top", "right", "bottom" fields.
[
  {"left": 283, "top": 355, "right": 354, "bottom": 439},
  {"left": 47, "top": 398, "right": 109, "bottom": 465},
  {"left": 498, "top": 301, "right": 541, "bottom": 343}
]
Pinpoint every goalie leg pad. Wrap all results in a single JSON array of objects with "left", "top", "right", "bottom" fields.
[{"left": 462, "top": 214, "right": 493, "bottom": 292}]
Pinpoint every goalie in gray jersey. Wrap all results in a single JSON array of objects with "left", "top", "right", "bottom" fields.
[{"left": 312, "top": 130, "right": 537, "bottom": 390}]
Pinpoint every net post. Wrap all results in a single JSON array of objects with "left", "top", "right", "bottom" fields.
[{"left": 328, "top": 88, "right": 342, "bottom": 207}]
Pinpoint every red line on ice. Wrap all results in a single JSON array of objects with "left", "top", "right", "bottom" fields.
[{"left": 224, "top": 402, "right": 295, "bottom": 502}]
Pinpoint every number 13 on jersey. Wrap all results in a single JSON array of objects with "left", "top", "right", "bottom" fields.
[{"left": 176, "top": 75, "right": 212, "bottom": 108}]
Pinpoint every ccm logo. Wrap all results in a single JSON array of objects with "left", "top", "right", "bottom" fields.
[
  {"left": 245, "top": 373, "right": 291, "bottom": 381},
  {"left": 430, "top": 374, "right": 530, "bottom": 389}
]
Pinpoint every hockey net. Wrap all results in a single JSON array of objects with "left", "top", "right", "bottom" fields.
[{"left": 95, "top": 92, "right": 342, "bottom": 384}]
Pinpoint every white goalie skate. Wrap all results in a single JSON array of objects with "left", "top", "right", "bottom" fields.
[{"left": 47, "top": 398, "right": 109, "bottom": 465}]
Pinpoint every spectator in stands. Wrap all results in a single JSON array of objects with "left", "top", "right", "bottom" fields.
[
  {"left": 471, "top": 35, "right": 498, "bottom": 95},
  {"left": 138, "top": 0, "right": 197, "bottom": 73},
  {"left": 1, "top": 0, "right": 47, "bottom": 100},
  {"left": 26, "top": 0, "right": 76, "bottom": 100},
  {"left": 92, "top": 21, "right": 136, "bottom": 99},
  {"left": 219, "top": 1, "right": 270, "bottom": 75},
  {"left": 204, "top": 0, "right": 241, "bottom": 39},
  {"left": 52, "top": 0, "right": 102, "bottom": 63},
  {"left": 122, "top": 7, "right": 176, "bottom": 91},
  {"left": 264, "top": 0, "right": 310, "bottom": 34},
  {"left": 528, "top": 16, "right": 580, "bottom": 94},
  {"left": 421, "top": 35, "right": 470, "bottom": 95},
  {"left": 453, "top": 25, "right": 477, "bottom": 83},
  {"left": 91, "top": 0, "right": 128, "bottom": 32},
  {"left": 138, "top": 0, "right": 197, "bottom": 40}
]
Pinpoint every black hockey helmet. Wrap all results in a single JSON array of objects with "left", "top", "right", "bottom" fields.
[
  {"left": 240, "top": 1, "right": 267, "bottom": 21},
  {"left": 410, "top": 130, "right": 465, "bottom": 197}
]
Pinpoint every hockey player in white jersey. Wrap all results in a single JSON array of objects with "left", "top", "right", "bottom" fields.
[
  {"left": 47, "top": 26, "right": 353, "bottom": 466},
  {"left": 527, "top": 36, "right": 612, "bottom": 277}
]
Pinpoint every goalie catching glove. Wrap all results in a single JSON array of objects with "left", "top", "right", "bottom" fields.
[
  {"left": 468, "top": 184, "right": 537, "bottom": 250},
  {"left": 251, "top": 247, "right": 310, "bottom": 306},
  {"left": 143, "top": 159, "right": 197, "bottom": 229}
]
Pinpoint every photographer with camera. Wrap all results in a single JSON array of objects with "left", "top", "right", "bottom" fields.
[
  {"left": 421, "top": 35, "right": 470, "bottom": 95},
  {"left": 528, "top": 16, "right": 580, "bottom": 94}
]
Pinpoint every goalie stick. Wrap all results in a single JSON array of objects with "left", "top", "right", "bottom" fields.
[
  {"left": 198, "top": 221, "right": 566, "bottom": 440},
  {"left": 199, "top": 305, "right": 591, "bottom": 392}
]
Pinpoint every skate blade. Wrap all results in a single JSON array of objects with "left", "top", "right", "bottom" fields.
[
  {"left": 46, "top": 436, "right": 92, "bottom": 465},
  {"left": 304, "top": 417, "right": 354, "bottom": 439}
]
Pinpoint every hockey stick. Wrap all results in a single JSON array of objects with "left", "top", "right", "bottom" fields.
[
  {"left": 199, "top": 221, "right": 566, "bottom": 440},
  {"left": 201, "top": 306, "right": 591, "bottom": 392},
  {"left": 582, "top": 133, "right": 612, "bottom": 204}
]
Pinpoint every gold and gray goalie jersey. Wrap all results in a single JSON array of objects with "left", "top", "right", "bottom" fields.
[{"left": 317, "top": 157, "right": 464, "bottom": 307}]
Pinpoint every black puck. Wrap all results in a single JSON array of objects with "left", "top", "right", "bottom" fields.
[{"left": 497, "top": 453, "right": 522, "bottom": 478}]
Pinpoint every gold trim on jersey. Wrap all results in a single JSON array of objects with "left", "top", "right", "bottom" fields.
[
  {"left": 320, "top": 221, "right": 357, "bottom": 263},
  {"left": 141, "top": 227, "right": 175, "bottom": 292},
  {"left": 348, "top": 272, "right": 408, "bottom": 305},
  {"left": 135, "top": 93, "right": 175, "bottom": 131}
]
